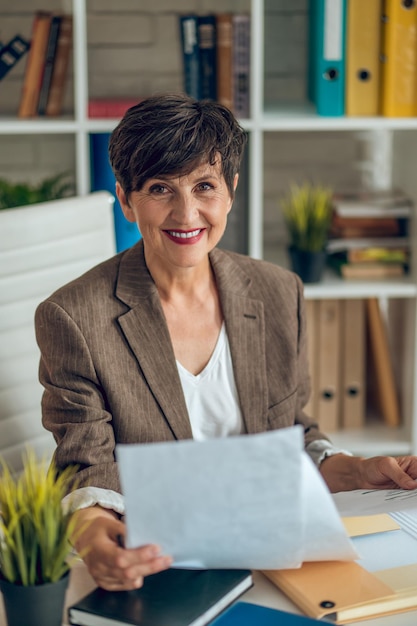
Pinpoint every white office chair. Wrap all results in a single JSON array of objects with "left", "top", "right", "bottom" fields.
[{"left": 0, "top": 191, "right": 116, "bottom": 473}]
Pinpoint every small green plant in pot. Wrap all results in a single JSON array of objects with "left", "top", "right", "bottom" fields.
[
  {"left": 0, "top": 450, "right": 79, "bottom": 626},
  {"left": 0, "top": 171, "right": 74, "bottom": 210},
  {"left": 280, "top": 182, "right": 333, "bottom": 283}
]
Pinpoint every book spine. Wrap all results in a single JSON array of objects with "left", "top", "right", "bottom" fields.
[
  {"left": 232, "top": 13, "right": 250, "bottom": 118},
  {"left": 198, "top": 15, "right": 217, "bottom": 100},
  {"left": 216, "top": 13, "right": 233, "bottom": 110},
  {"left": 37, "top": 15, "right": 62, "bottom": 115},
  {"left": 0, "top": 34, "right": 30, "bottom": 81},
  {"left": 179, "top": 15, "right": 201, "bottom": 99},
  {"left": 45, "top": 15, "right": 73, "bottom": 117},
  {"left": 18, "top": 11, "right": 53, "bottom": 118},
  {"left": 88, "top": 99, "right": 142, "bottom": 118}
]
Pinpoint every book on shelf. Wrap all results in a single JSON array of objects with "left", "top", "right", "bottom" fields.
[
  {"left": 327, "top": 235, "right": 410, "bottom": 254},
  {"left": 381, "top": 0, "right": 417, "bottom": 117},
  {"left": 232, "top": 13, "right": 250, "bottom": 118},
  {"left": 88, "top": 98, "right": 143, "bottom": 118},
  {"left": 0, "top": 34, "right": 30, "bottom": 81},
  {"left": 330, "top": 214, "right": 405, "bottom": 239},
  {"left": 198, "top": 14, "right": 217, "bottom": 101},
  {"left": 216, "top": 13, "right": 233, "bottom": 110},
  {"left": 18, "top": 11, "right": 53, "bottom": 118},
  {"left": 211, "top": 601, "right": 323, "bottom": 625},
  {"left": 328, "top": 254, "right": 406, "bottom": 280},
  {"left": 68, "top": 568, "right": 253, "bottom": 626},
  {"left": 45, "top": 14, "right": 73, "bottom": 117},
  {"left": 37, "top": 14, "right": 62, "bottom": 115},
  {"left": 332, "top": 188, "right": 412, "bottom": 218},
  {"left": 179, "top": 14, "right": 201, "bottom": 100},
  {"left": 345, "top": 0, "right": 382, "bottom": 116}
]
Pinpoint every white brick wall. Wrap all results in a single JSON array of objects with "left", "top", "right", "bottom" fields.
[{"left": 0, "top": 0, "right": 368, "bottom": 257}]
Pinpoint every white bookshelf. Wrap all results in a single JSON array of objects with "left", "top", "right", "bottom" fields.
[{"left": 1, "top": 0, "right": 417, "bottom": 455}]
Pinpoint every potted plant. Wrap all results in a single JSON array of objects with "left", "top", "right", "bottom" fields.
[
  {"left": 0, "top": 171, "right": 74, "bottom": 210},
  {"left": 280, "top": 182, "right": 333, "bottom": 283},
  {"left": 0, "top": 450, "right": 79, "bottom": 626}
]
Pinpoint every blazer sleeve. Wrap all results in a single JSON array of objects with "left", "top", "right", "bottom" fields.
[{"left": 35, "top": 299, "right": 122, "bottom": 493}]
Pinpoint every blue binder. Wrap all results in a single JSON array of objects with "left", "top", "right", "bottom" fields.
[
  {"left": 90, "top": 133, "right": 141, "bottom": 252},
  {"left": 308, "top": 0, "right": 347, "bottom": 116},
  {"left": 212, "top": 601, "right": 321, "bottom": 625}
]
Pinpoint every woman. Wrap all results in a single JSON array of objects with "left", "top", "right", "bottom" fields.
[{"left": 35, "top": 94, "right": 417, "bottom": 591}]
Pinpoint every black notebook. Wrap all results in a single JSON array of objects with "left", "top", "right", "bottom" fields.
[{"left": 68, "top": 568, "right": 253, "bottom": 626}]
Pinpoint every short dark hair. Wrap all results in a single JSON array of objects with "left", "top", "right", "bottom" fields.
[{"left": 108, "top": 93, "right": 247, "bottom": 199}]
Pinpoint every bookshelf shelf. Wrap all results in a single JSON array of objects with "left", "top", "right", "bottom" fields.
[{"left": 1, "top": 0, "right": 417, "bottom": 457}]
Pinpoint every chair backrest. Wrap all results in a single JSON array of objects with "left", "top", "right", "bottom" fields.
[{"left": 0, "top": 191, "right": 116, "bottom": 473}]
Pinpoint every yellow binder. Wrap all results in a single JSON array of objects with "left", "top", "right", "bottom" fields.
[
  {"left": 345, "top": 0, "right": 382, "bottom": 116},
  {"left": 316, "top": 299, "right": 342, "bottom": 433},
  {"left": 380, "top": 0, "right": 417, "bottom": 117}
]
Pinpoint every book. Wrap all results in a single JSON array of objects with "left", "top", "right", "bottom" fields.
[
  {"left": 232, "top": 13, "right": 250, "bottom": 118},
  {"left": 211, "top": 601, "right": 323, "bottom": 625},
  {"left": 340, "top": 299, "right": 365, "bottom": 429},
  {"left": 0, "top": 34, "right": 30, "bottom": 81},
  {"left": 327, "top": 235, "right": 410, "bottom": 254},
  {"left": 345, "top": 0, "right": 382, "bottom": 116},
  {"left": 381, "top": 0, "right": 417, "bottom": 117},
  {"left": 330, "top": 214, "right": 403, "bottom": 238},
  {"left": 18, "top": 11, "right": 53, "bottom": 118},
  {"left": 316, "top": 299, "right": 341, "bottom": 432},
  {"left": 308, "top": 0, "right": 347, "bottom": 116},
  {"left": 68, "top": 568, "right": 253, "bottom": 626},
  {"left": 179, "top": 14, "right": 201, "bottom": 99},
  {"left": 198, "top": 15, "right": 217, "bottom": 100},
  {"left": 45, "top": 14, "right": 73, "bottom": 117},
  {"left": 328, "top": 255, "right": 405, "bottom": 279},
  {"left": 332, "top": 188, "right": 412, "bottom": 218},
  {"left": 88, "top": 98, "right": 143, "bottom": 118},
  {"left": 347, "top": 247, "right": 409, "bottom": 264},
  {"left": 37, "top": 14, "right": 62, "bottom": 115},
  {"left": 366, "top": 297, "right": 401, "bottom": 427},
  {"left": 216, "top": 13, "right": 234, "bottom": 110}
]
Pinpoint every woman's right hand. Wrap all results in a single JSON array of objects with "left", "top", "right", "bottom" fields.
[{"left": 71, "top": 506, "right": 173, "bottom": 590}]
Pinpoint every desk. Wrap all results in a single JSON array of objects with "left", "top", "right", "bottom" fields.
[{"left": 1, "top": 561, "right": 416, "bottom": 626}]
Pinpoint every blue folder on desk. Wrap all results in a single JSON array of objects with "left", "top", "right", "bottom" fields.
[
  {"left": 308, "top": 0, "right": 347, "bottom": 116},
  {"left": 212, "top": 601, "right": 320, "bottom": 624}
]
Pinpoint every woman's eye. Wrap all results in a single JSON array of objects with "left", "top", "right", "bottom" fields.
[
  {"left": 149, "top": 184, "right": 166, "bottom": 194},
  {"left": 198, "top": 182, "right": 213, "bottom": 191}
]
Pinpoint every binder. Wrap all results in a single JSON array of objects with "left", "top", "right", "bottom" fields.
[
  {"left": 366, "top": 297, "right": 401, "bottom": 427},
  {"left": 304, "top": 299, "right": 320, "bottom": 420},
  {"left": 179, "top": 15, "right": 201, "bottom": 100},
  {"left": 380, "top": 0, "right": 417, "bottom": 117},
  {"left": 340, "top": 299, "right": 365, "bottom": 429},
  {"left": 345, "top": 0, "right": 382, "bottom": 116},
  {"left": 316, "top": 299, "right": 341, "bottom": 432},
  {"left": 308, "top": 0, "right": 347, "bottom": 116}
]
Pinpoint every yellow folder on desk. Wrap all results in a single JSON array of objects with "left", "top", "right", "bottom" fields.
[
  {"left": 380, "top": 0, "right": 417, "bottom": 117},
  {"left": 262, "top": 514, "right": 417, "bottom": 623},
  {"left": 345, "top": 0, "right": 382, "bottom": 116}
]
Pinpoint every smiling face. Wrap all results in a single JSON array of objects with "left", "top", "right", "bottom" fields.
[{"left": 116, "top": 160, "right": 238, "bottom": 275}]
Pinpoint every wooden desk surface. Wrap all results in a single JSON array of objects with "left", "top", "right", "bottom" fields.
[{"left": 1, "top": 560, "right": 416, "bottom": 626}]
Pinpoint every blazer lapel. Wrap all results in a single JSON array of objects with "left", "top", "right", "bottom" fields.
[
  {"left": 115, "top": 243, "right": 193, "bottom": 440},
  {"left": 210, "top": 249, "right": 268, "bottom": 435}
]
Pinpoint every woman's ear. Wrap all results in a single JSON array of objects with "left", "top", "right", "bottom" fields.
[
  {"left": 233, "top": 173, "right": 239, "bottom": 192},
  {"left": 115, "top": 182, "right": 136, "bottom": 223}
]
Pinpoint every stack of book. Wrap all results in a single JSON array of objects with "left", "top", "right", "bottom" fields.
[
  {"left": 18, "top": 10, "right": 73, "bottom": 118},
  {"left": 327, "top": 189, "right": 412, "bottom": 280},
  {"left": 179, "top": 13, "right": 250, "bottom": 118},
  {"left": 309, "top": 0, "right": 417, "bottom": 117}
]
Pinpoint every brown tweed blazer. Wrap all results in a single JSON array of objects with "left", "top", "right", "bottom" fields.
[{"left": 35, "top": 241, "right": 327, "bottom": 493}]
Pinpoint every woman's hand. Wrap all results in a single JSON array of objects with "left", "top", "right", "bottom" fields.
[
  {"left": 71, "top": 506, "right": 173, "bottom": 590},
  {"left": 319, "top": 453, "right": 417, "bottom": 493}
]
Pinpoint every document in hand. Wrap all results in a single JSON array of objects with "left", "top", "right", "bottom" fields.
[
  {"left": 262, "top": 507, "right": 417, "bottom": 623},
  {"left": 116, "top": 427, "right": 357, "bottom": 569}
]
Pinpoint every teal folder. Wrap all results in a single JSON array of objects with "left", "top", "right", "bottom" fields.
[
  {"left": 212, "top": 601, "right": 321, "bottom": 625},
  {"left": 308, "top": 0, "right": 347, "bottom": 116}
]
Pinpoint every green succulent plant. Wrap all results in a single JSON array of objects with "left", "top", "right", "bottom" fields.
[
  {"left": 0, "top": 450, "right": 79, "bottom": 586},
  {"left": 0, "top": 172, "right": 74, "bottom": 210},
  {"left": 280, "top": 182, "right": 334, "bottom": 253}
]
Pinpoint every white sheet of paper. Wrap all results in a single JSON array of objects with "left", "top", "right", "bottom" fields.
[
  {"left": 333, "top": 488, "right": 417, "bottom": 516},
  {"left": 117, "top": 427, "right": 357, "bottom": 569}
]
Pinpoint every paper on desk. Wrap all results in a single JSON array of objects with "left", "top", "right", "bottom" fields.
[
  {"left": 117, "top": 427, "right": 357, "bottom": 569},
  {"left": 333, "top": 488, "right": 417, "bottom": 516}
]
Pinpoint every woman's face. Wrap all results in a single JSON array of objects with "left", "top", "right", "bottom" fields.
[{"left": 116, "top": 160, "right": 238, "bottom": 274}]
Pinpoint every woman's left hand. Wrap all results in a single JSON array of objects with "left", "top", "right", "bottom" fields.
[{"left": 320, "top": 453, "right": 417, "bottom": 492}]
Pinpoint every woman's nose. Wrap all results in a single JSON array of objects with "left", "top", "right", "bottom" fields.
[{"left": 170, "top": 193, "right": 198, "bottom": 223}]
